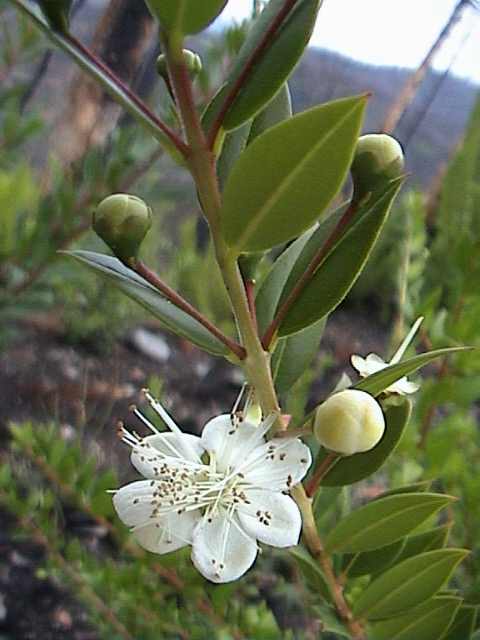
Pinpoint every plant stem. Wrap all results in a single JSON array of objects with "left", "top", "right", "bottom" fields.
[
  {"left": 163, "top": 33, "right": 282, "bottom": 425},
  {"left": 292, "top": 485, "right": 367, "bottom": 640},
  {"left": 133, "top": 260, "right": 246, "bottom": 360},
  {"left": 262, "top": 202, "right": 359, "bottom": 349},
  {"left": 304, "top": 452, "right": 340, "bottom": 496}
]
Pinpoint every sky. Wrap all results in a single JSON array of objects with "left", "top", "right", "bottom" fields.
[{"left": 220, "top": 0, "right": 480, "bottom": 84}]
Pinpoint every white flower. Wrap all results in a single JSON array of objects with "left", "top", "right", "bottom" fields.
[
  {"left": 112, "top": 392, "right": 311, "bottom": 583},
  {"left": 351, "top": 317, "right": 424, "bottom": 395}
]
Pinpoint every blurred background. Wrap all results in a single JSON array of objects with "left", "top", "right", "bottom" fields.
[{"left": 0, "top": 1, "right": 479, "bottom": 638}]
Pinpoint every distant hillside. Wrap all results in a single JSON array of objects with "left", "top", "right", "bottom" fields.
[{"left": 290, "top": 48, "right": 478, "bottom": 187}]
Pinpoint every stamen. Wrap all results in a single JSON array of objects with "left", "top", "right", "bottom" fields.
[{"left": 143, "top": 389, "right": 182, "bottom": 435}]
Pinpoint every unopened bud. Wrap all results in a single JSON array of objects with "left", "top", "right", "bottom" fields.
[
  {"left": 314, "top": 389, "right": 385, "bottom": 456},
  {"left": 156, "top": 50, "right": 202, "bottom": 79},
  {"left": 38, "top": 0, "right": 73, "bottom": 32},
  {"left": 92, "top": 194, "right": 152, "bottom": 264},
  {"left": 351, "top": 134, "right": 404, "bottom": 201}
]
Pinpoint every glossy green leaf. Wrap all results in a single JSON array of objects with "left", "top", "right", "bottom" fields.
[
  {"left": 289, "top": 546, "right": 331, "bottom": 602},
  {"left": 272, "top": 319, "right": 325, "bottom": 394},
  {"left": 217, "top": 122, "right": 252, "bottom": 191},
  {"left": 370, "top": 596, "right": 462, "bottom": 640},
  {"left": 380, "top": 480, "right": 433, "bottom": 497},
  {"left": 444, "top": 605, "right": 478, "bottom": 640},
  {"left": 279, "top": 178, "right": 402, "bottom": 335},
  {"left": 395, "top": 525, "right": 451, "bottom": 564},
  {"left": 256, "top": 227, "right": 316, "bottom": 334},
  {"left": 145, "top": 0, "right": 227, "bottom": 34},
  {"left": 354, "top": 347, "right": 471, "bottom": 397},
  {"left": 209, "top": 0, "right": 320, "bottom": 134},
  {"left": 313, "top": 604, "right": 351, "bottom": 638},
  {"left": 222, "top": 95, "right": 367, "bottom": 253},
  {"left": 217, "top": 85, "right": 292, "bottom": 191},
  {"left": 343, "top": 539, "right": 406, "bottom": 578},
  {"left": 353, "top": 549, "right": 468, "bottom": 620},
  {"left": 320, "top": 397, "right": 411, "bottom": 486},
  {"left": 248, "top": 83, "right": 292, "bottom": 142},
  {"left": 64, "top": 251, "right": 229, "bottom": 357},
  {"left": 325, "top": 492, "right": 454, "bottom": 553},
  {"left": 11, "top": 0, "right": 177, "bottom": 155}
]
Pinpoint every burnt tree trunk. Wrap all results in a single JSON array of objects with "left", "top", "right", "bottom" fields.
[{"left": 52, "top": 0, "right": 155, "bottom": 165}]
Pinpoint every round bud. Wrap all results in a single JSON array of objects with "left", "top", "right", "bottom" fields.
[
  {"left": 92, "top": 194, "right": 152, "bottom": 263},
  {"left": 156, "top": 50, "right": 202, "bottom": 79},
  {"left": 313, "top": 389, "right": 385, "bottom": 456},
  {"left": 39, "top": 0, "right": 73, "bottom": 32},
  {"left": 351, "top": 134, "right": 404, "bottom": 201}
]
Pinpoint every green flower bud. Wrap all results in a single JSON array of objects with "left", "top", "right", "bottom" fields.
[
  {"left": 314, "top": 389, "right": 385, "bottom": 456},
  {"left": 351, "top": 134, "right": 404, "bottom": 201},
  {"left": 38, "top": 0, "right": 73, "bottom": 32},
  {"left": 92, "top": 194, "right": 152, "bottom": 264},
  {"left": 156, "top": 50, "right": 202, "bottom": 79}
]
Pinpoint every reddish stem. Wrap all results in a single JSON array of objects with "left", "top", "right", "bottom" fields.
[
  {"left": 305, "top": 452, "right": 339, "bottom": 497},
  {"left": 134, "top": 261, "right": 246, "bottom": 360},
  {"left": 262, "top": 201, "right": 359, "bottom": 349},
  {"left": 206, "top": 0, "right": 298, "bottom": 148},
  {"left": 65, "top": 33, "right": 188, "bottom": 156},
  {"left": 245, "top": 279, "right": 258, "bottom": 334}
]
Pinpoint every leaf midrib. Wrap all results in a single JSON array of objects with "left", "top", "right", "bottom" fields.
[{"left": 231, "top": 99, "right": 364, "bottom": 250}]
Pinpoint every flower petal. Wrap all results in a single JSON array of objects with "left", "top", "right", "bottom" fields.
[
  {"left": 113, "top": 480, "right": 199, "bottom": 553},
  {"left": 191, "top": 508, "right": 258, "bottom": 583},
  {"left": 237, "top": 489, "right": 302, "bottom": 547},
  {"left": 133, "top": 511, "right": 199, "bottom": 554},
  {"left": 131, "top": 432, "right": 204, "bottom": 478},
  {"left": 386, "top": 377, "right": 419, "bottom": 395},
  {"left": 239, "top": 438, "right": 312, "bottom": 491},
  {"left": 201, "top": 414, "right": 267, "bottom": 473}
]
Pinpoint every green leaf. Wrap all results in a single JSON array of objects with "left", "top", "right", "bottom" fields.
[
  {"left": 64, "top": 251, "right": 229, "bottom": 356},
  {"left": 217, "top": 85, "right": 291, "bottom": 191},
  {"left": 145, "top": 0, "right": 227, "bottom": 34},
  {"left": 256, "top": 227, "right": 316, "bottom": 334},
  {"left": 325, "top": 492, "right": 454, "bottom": 553},
  {"left": 289, "top": 546, "right": 331, "bottom": 602},
  {"left": 279, "top": 178, "right": 402, "bottom": 335},
  {"left": 354, "top": 347, "right": 471, "bottom": 397},
  {"left": 11, "top": 0, "right": 177, "bottom": 155},
  {"left": 209, "top": 0, "right": 320, "bottom": 133},
  {"left": 380, "top": 480, "right": 433, "bottom": 497},
  {"left": 395, "top": 525, "right": 451, "bottom": 564},
  {"left": 343, "top": 539, "right": 406, "bottom": 578},
  {"left": 320, "top": 397, "right": 411, "bottom": 486},
  {"left": 353, "top": 549, "right": 468, "bottom": 620},
  {"left": 313, "top": 604, "right": 351, "bottom": 638},
  {"left": 370, "top": 596, "right": 462, "bottom": 640},
  {"left": 272, "top": 319, "right": 325, "bottom": 394},
  {"left": 248, "top": 83, "right": 292, "bottom": 142},
  {"left": 444, "top": 605, "right": 478, "bottom": 640},
  {"left": 221, "top": 95, "right": 367, "bottom": 253}
]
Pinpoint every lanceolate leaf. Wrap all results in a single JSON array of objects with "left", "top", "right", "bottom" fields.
[
  {"left": 64, "top": 251, "right": 229, "bottom": 357},
  {"left": 279, "top": 178, "right": 403, "bottom": 335},
  {"left": 272, "top": 319, "right": 325, "bottom": 394},
  {"left": 209, "top": 0, "right": 320, "bottom": 134},
  {"left": 444, "top": 605, "right": 478, "bottom": 640},
  {"left": 256, "top": 227, "right": 316, "bottom": 333},
  {"left": 145, "top": 0, "right": 227, "bottom": 34},
  {"left": 353, "top": 549, "right": 468, "bottom": 620},
  {"left": 289, "top": 546, "right": 331, "bottom": 602},
  {"left": 325, "top": 492, "right": 454, "bottom": 553},
  {"left": 370, "top": 596, "right": 462, "bottom": 640},
  {"left": 217, "top": 122, "right": 252, "bottom": 191},
  {"left": 222, "top": 96, "right": 367, "bottom": 253},
  {"left": 354, "top": 347, "right": 471, "bottom": 397},
  {"left": 248, "top": 83, "right": 292, "bottom": 142},
  {"left": 320, "top": 397, "right": 411, "bottom": 486},
  {"left": 11, "top": 0, "right": 177, "bottom": 155},
  {"left": 343, "top": 539, "right": 406, "bottom": 578},
  {"left": 395, "top": 525, "right": 451, "bottom": 564}
]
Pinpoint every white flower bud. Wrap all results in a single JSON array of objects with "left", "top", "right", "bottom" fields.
[{"left": 314, "top": 389, "right": 385, "bottom": 456}]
